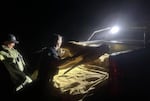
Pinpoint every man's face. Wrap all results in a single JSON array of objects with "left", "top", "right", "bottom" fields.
[
  {"left": 58, "top": 37, "right": 62, "bottom": 48},
  {"left": 56, "top": 36, "right": 62, "bottom": 50},
  {"left": 7, "top": 41, "right": 15, "bottom": 49}
]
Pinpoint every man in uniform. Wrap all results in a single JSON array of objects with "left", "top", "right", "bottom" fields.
[{"left": 0, "top": 34, "right": 32, "bottom": 93}]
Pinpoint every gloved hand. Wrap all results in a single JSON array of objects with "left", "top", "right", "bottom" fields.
[{"left": 16, "top": 75, "right": 32, "bottom": 91}]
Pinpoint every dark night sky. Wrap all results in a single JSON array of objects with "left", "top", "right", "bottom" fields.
[{"left": 1, "top": 0, "right": 150, "bottom": 60}]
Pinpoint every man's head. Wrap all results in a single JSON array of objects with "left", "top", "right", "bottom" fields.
[
  {"left": 49, "top": 34, "right": 63, "bottom": 50},
  {"left": 2, "top": 34, "right": 19, "bottom": 49}
]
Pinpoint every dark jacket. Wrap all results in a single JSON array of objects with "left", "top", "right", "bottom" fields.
[
  {"left": 37, "top": 47, "right": 60, "bottom": 84},
  {"left": 0, "top": 61, "right": 14, "bottom": 98}
]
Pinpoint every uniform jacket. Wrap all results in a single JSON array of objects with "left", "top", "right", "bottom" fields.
[{"left": 0, "top": 45, "right": 27, "bottom": 88}]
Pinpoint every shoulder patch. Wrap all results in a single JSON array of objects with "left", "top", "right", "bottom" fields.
[{"left": 48, "top": 52, "right": 52, "bottom": 56}]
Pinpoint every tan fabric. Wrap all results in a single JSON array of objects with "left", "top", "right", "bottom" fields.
[{"left": 53, "top": 54, "right": 109, "bottom": 96}]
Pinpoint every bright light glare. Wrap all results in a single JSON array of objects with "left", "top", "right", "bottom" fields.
[{"left": 110, "top": 26, "right": 119, "bottom": 34}]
